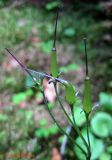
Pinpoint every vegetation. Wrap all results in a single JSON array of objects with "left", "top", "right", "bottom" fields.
[{"left": 0, "top": 1, "right": 112, "bottom": 159}]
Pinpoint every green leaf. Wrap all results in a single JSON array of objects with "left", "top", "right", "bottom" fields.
[
  {"left": 74, "top": 129, "right": 104, "bottom": 160},
  {"left": 60, "top": 63, "right": 78, "bottom": 73},
  {"left": 35, "top": 129, "right": 43, "bottom": 138},
  {"left": 35, "top": 124, "right": 58, "bottom": 138},
  {"left": 40, "top": 41, "right": 52, "bottom": 53},
  {"left": 99, "top": 92, "right": 112, "bottom": 111},
  {"left": 99, "top": 152, "right": 111, "bottom": 160},
  {"left": 58, "top": 136, "right": 64, "bottom": 144},
  {"left": 83, "top": 77, "right": 92, "bottom": 113},
  {"left": 5, "top": 77, "right": 15, "bottom": 86},
  {"left": 0, "top": 114, "right": 8, "bottom": 122},
  {"left": 107, "top": 145, "right": 112, "bottom": 154},
  {"left": 24, "top": 110, "right": 33, "bottom": 122},
  {"left": 36, "top": 92, "right": 43, "bottom": 99},
  {"left": 12, "top": 90, "right": 33, "bottom": 105},
  {"left": 0, "top": 131, "right": 7, "bottom": 142},
  {"left": 50, "top": 49, "right": 58, "bottom": 77},
  {"left": 39, "top": 119, "right": 47, "bottom": 127},
  {"left": 71, "top": 106, "right": 86, "bottom": 126},
  {"left": 12, "top": 92, "right": 27, "bottom": 104},
  {"left": 46, "top": 1, "right": 58, "bottom": 10},
  {"left": 64, "top": 82, "right": 76, "bottom": 105},
  {"left": 35, "top": 128, "right": 49, "bottom": 138},
  {"left": 26, "top": 89, "right": 33, "bottom": 96},
  {"left": 91, "top": 112, "right": 112, "bottom": 138},
  {"left": 36, "top": 128, "right": 50, "bottom": 138},
  {"left": 64, "top": 28, "right": 76, "bottom": 37},
  {"left": 48, "top": 102, "right": 55, "bottom": 109},
  {"left": 49, "top": 124, "right": 58, "bottom": 135}
]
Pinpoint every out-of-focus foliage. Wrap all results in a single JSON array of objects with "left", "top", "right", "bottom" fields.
[
  {"left": 71, "top": 103, "right": 86, "bottom": 127},
  {"left": 35, "top": 124, "right": 58, "bottom": 138},
  {"left": 60, "top": 63, "right": 78, "bottom": 73},
  {"left": 0, "top": 0, "right": 112, "bottom": 159},
  {"left": 0, "top": 106, "right": 58, "bottom": 159},
  {"left": 12, "top": 89, "right": 33, "bottom": 104},
  {"left": 100, "top": 92, "right": 112, "bottom": 111},
  {"left": 91, "top": 112, "right": 112, "bottom": 138},
  {"left": 72, "top": 96, "right": 112, "bottom": 159},
  {"left": 0, "top": 7, "right": 40, "bottom": 54},
  {"left": 74, "top": 129, "right": 104, "bottom": 160}
]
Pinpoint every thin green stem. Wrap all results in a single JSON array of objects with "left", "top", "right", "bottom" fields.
[
  {"left": 53, "top": 83, "right": 89, "bottom": 152},
  {"left": 71, "top": 107, "right": 76, "bottom": 125},
  {"left": 53, "top": 83, "right": 73, "bottom": 124},
  {"left": 42, "top": 90, "right": 87, "bottom": 156},
  {"left": 70, "top": 104, "right": 91, "bottom": 156},
  {"left": 85, "top": 113, "right": 91, "bottom": 158}
]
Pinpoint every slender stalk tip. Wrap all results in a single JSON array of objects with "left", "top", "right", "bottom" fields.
[
  {"left": 53, "top": 6, "right": 59, "bottom": 49},
  {"left": 83, "top": 37, "right": 89, "bottom": 76}
]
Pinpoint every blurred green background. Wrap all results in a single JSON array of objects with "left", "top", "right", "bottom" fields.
[{"left": 0, "top": 0, "right": 112, "bottom": 159}]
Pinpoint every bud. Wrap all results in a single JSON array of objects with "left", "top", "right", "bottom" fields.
[
  {"left": 64, "top": 82, "right": 76, "bottom": 105},
  {"left": 83, "top": 76, "right": 92, "bottom": 114}
]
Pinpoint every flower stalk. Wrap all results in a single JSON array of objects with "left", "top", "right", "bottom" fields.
[{"left": 83, "top": 38, "right": 92, "bottom": 159}]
